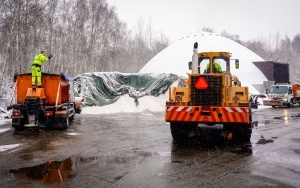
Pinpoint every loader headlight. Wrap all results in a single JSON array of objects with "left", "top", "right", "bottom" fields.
[
  {"left": 233, "top": 95, "right": 239, "bottom": 102},
  {"left": 175, "top": 95, "right": 182, "bottom": 102}
]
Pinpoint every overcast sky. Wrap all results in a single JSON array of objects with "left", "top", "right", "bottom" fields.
[{"left": 107, "top": 0, "right": 300, "bottom": 42}]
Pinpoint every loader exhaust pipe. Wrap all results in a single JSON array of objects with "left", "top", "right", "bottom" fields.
[{"left": 192, "top": 42, "right": 198, "bottom": 74}]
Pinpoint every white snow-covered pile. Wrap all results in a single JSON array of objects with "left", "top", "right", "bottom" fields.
[
  {"left": 139, "top": 32, "right": 268, "bottom": 88},
  {"left": 82, "top": 93, "right": 168, "bottom": 114}
]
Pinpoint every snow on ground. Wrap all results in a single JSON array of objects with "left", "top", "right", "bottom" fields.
[
  {"left": 82, "top": 93, "right": 168, "bottom": 114},
  {"left": 0, "top": 144, "right": 21, "bottom": 152}
]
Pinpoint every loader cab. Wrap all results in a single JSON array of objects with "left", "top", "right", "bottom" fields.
[
  {"left": 188, "top": 51, "right": 239, "bottom": 74},
  {"left": 202, "top": 58, "right": 227, "bottom": 74},
  {"left": 198, "top": 52, "right": 230, "bottom": 74}
]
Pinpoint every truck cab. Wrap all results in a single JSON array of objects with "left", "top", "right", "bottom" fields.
[{"left": 264, "top": 84, "right": 300, "bottom": 107}]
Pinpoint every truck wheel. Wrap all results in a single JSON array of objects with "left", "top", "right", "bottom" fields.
[
  {"left": 14, "top": 125, "right": 24, "bottom": 134},
  {"left": 62, "top": 116, "right": 69, "bottom": 129},
  {"left": 13, "top": 118, "right": 26, "bottom": 133},
  {"left": 69, "top": 113, "right": 75, "bottom": 121},
  {"left": 288, "top": 99, "right": 293, "bottom": 108}
]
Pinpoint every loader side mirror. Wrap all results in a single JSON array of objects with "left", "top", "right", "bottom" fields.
[
  {"left": 235, "top": 59, "right": 239, "bottom": 69},
  {"left": 188, "top": 61, "right": 192, "bottom": 70}
]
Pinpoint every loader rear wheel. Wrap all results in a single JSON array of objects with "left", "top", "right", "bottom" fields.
[
  {"left": 223, "top": 123, "right": 252, "bottom": 142},
  {"left": 170, "top": 122, "right": 197, "bottom": 143}
]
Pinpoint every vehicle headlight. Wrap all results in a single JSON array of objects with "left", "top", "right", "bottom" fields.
[
  {"left": 233, "top": 96, "right": 239, "bottom": 102},
  {"left": 175, "top": 95, "right": 182, "bottom": 102}
]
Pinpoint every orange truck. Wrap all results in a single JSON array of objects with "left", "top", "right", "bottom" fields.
[
  {"left": 165, "top": 42, "right": 254, "bottom": 142},
  {"left": 7, "top": 73, "right": 80, "bottom": 132}
]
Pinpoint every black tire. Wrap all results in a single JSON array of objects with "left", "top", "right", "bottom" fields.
[
  {"left": 69, "top": 113, "right": 75, "bottom": 121},
  {"left": 61, "top": 116, "right": 69, "bottom": 129},
  {"left": 12, "top": 117, "right": 26, "bottom": 133},
  {"left": 224, "top": 123, "right": 252, "bottom": 142},
  {"left": 75, "top": 108, "right": 82, "bottom": 114},
  {"left": 170, "top": 122, "right": 197, "bottom": 142},
  {"left": 288, "top": 99, "right": 293, "bottom": 108},
  {"left": 14, "top": 126, "right": 24, "bottom": 134}
]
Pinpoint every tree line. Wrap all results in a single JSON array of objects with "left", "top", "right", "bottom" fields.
[
  {"left": 219, "top": 30, "right": 300, "bottom": 83},
  {"left": 0, "top": 0, "right": 169, "bottom": 85},
  {"left": 0, "top": 0, "right": 299, "bottom": 94}
]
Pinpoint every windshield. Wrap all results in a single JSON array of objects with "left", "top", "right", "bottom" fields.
[
  {"left": 268, "top": 86, "right": 288, "bottom": 94},
  {"left": 199, "top": 57, "right": 227, "bottom": 73}
]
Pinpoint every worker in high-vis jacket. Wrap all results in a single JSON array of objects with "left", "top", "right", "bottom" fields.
[{"left": 31, "top": 50, "right": 52, "bottom": 88}]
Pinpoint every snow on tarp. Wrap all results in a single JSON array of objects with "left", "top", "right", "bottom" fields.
[{"left": 74, "top": 72, "right": 183, "bottom": 107}]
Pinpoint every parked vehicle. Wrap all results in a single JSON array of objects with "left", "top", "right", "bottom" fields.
[
  {"left": 263, "top": 84, "right": 300, "bottom": 107},
  {"left": 7, "top": 73, "right": 81, "bottom": 132}
]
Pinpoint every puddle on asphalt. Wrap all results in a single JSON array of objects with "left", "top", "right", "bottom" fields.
[
  {"left": 294, "top": 149, "right": 300, "bottom": 155},
  {"left": 272, "top": 112, "right": 300, "bottom": 124},
  {"left": 256, "top": 138, "right": 274, "bottom": 145},
  {"left": 258, "top": 113, "right": 300, "bottom": 126},
  {"left": 9, "top": 157, "right": 76, "bottom": 184},
  {"left": 10, "top": 150, "right": 154, "bottom": 184}
]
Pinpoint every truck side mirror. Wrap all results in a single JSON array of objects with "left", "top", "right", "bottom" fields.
[
  {"left": 235, "top": 59, "right": 239, "bottom": 69},
  {"left": 188, "top": 61, "right": 192, "bottom": 70}
]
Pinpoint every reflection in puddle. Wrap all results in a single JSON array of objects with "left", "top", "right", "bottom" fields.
[
  {"left": 66, "top": 132, "right": 81, "bottom": 136},
  {"left": 261, "top": 113, "right": 300, "bottom": 125},
  {"left": 9, "top": 157, "right": 76, "bottom": 184},
  {"left": 273, "top": 112, "right": 300, "bottom": 124}
]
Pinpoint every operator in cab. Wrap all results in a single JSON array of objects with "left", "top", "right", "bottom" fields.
[{"left": 206, "top": 61, "right": 223, "bottom": 73}]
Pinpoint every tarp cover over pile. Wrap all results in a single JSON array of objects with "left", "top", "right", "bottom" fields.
[{"left": 74, "top": 72, "right": 182, "bottom": 106}]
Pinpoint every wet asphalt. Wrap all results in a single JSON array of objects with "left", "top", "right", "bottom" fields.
[{"left": 0, "top": 105, "right": 300, "bottom": 187}]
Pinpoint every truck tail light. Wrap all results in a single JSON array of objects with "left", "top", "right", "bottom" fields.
[
  {"left": 12, "top": 110, "right": 20, "bottom": 117},
  {"left": 45, "top": 111, "right": 53, "bottom": 116}
]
